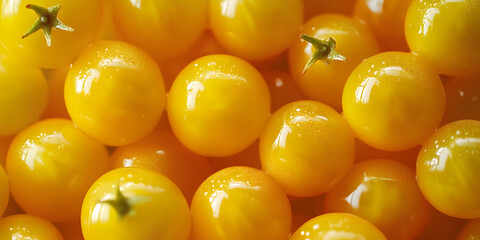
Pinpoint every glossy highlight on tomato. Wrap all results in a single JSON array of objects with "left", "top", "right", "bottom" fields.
[
  {"left": 65, "top": 41, "right": 166, "bottom": 146},
  {"left": 81, "top": 168, "right": 191, "bottom": 240},
  {"left": 260, "top": 100, "right": 355, "bottom": 197},
  {"left": 405, "top": 0, "right": 480, "bottom": 77},
  {"left": 6, "top": 119, "right": 110, "bottom": 222},
  {"left": 167, "top": 54, "right": 270, "bottom": 157},
  {"left": 0, "top": 214, "right": 63, "bottom": 240},
  {"left": 291, "top": 213, "right": 387, "bottom": 240},
  {"left": 289, "top": 14, "right": 380, "bottom": 111},
  {"left": 342, "top": 51, "right": 445, "bottom": 151},
  {"left": 190, "top": 167, "right": 291, "bottom": 240},
  {"left": 325, "top": 159, "right": 431, "bottom": 240},
  {"left": 417, "top": 119, "right": 480, "bottom": 219}
]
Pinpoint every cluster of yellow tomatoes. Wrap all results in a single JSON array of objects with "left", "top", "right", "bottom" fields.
[{"left": 0, "top": 0, "right": 479, "bottom": 239}]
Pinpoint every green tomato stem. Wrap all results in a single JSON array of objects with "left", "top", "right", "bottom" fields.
[
  {"left": 300, "top": 34, "right": 346, "bottom": 73},
  {"left": 22, "top": 4, "right": 74, "bottom": 47},
  {"left": 99, "top": 183, "right": 131, "bottom": 219}
]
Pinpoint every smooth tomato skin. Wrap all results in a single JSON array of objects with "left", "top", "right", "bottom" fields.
[
  {"left": 112, "top": 0, "right": 207, "bottom": 62},
  {"left": 325, "top": 159, "right": 431, "bottom": 240},
  {"left": 65, "top": 41, "right": 166, "bottom": 146},
  {"left": 111, "top": 128, "right": 212, "bottom": 203},
  {"left": 0, "top": 164, "right": 8, "bottom": 216},
  {"left": 167, "top": 54, "right": 270, "bottom": 157},
  {"left": 0, "top": 214, "right": 63, "bottom": 240},
  {"left": 289, "top": 14, "right": 380, "bottom": 111},
  {"left": 209, "top": 0, "right": 303, "bottom": 61},
  {"left": 457, "top": 219, "right": 480, "bottom": 240},
  {"left": 442, "top": 74, "right": 480, "bottom": 124},
  {"left": 303, "top": 0, "right": 356, "bottom": 19},
  {"left": 354, "top": 0, "right": 412, "bottom": 51},
  {"left": 290, "top": 213, "right": 387, "bottom": 240},
  {"left": 190, "top": 167, "right": 291, "bottom": 240},
  {"left": 417, "top": 120, "right": 480, "bottom": 219},
  {"left": 41, "top": 66, "right": 70, "bottom": 119},
  {"left": 0, "top": 0, "right": 102, "bottom": 69},
  {"left": 260, "top": 100, "right": 355, "bottom": 197},
  {"left": 6, "top": 119, "right": 110, "bottom": 222},
  {"left": 261, "top": 68, "right": 306, "bottom": 112},
  {"left": 405, "top": 0, "right": 480, "bottom": 77},
  {"left": 0, "top": 51, "right": 48, "bottom": 136},
  {"left": 342, "top": 52, "right": 445, "bottom": 151},
  {"left": 81, "top": 168, "right": 191, "bottom": 240}
]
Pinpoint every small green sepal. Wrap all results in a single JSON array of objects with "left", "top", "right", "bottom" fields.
[
  {"left": 300, "top": 34, "right": 346, "bottom": 73},
  {"left": 22, "top": 4, "right": 74, "bottom": 47}
]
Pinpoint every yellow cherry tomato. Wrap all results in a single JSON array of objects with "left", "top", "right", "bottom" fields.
[
  {"left": 167, "top": 54, "right": 270, "bottom": 157},
  {"left": 81, "top": 167, "right": 191, "bottom": 240},
  {"left": 41, "top": 66, "right": 70, "bottom": 119},
  {"left": 289, "top": 14, "right": 380, "bottom": 111},
  {"left": 354, "top": 0, "right": 412, "bottom": 51},
  {"left": 65, "top": 41, "right": 166, "bottom": 146},
  {"left": 260, "top": 100, "right": 355, "bottom": 197},
  {"left": 0, "top": 164, "right": 8, "bottom": 216},
  {"left": 342, "top": 52, "right": 445, "bottom": 151},
  {"left": 325, "top": 159, "right": 431, "bottom": 240},
  {"left": 0, "top": 51, "right": 48, "bottom": 137},
  {"left": 405, "top": 0, "right": 480, "bottom": 77},
  {"left": 303, "top": 0, "right": 356, "bottom": 19},
  {"left": 0, "top": 0, "right": 102, "bottom": 69},
  {"left": 0, "top": 214, "right": 63, "bottom": 240},
  {"left": 191, "top": 167, "right": 291, "bottom": 240},
  {"left": 209, "top": 0, "right": 303, "bottom": 61},
  {"left": 112, "top": 0, "right": 207, "bottom": 62},
  {"left": 112, "top": 128, "right": 212, "bottom": 203},
  {"left": 457, "top": 218, "right": 480, "bottom": 240},
  {"left": 261, "top": 68, "right": 306, "bottom": 112},
  {"left": 6, "top": 119, "right": 110, "bottom": 222},
  {"left": 442, "top": 74, "right": 480, "bottom": 124},
  {"left": 291, "top": 213, "right": 387, "bottom": 240},
  {"left": 417, "top": 119, "right": 480, "bottom": 219}
]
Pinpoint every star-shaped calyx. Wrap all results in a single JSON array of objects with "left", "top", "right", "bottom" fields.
[
  {"left": 22, "top": 4, "right": 75, "bottom": 47},
  {"left": 300, "top": 34, "right": 347, "bottom": 73}
]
